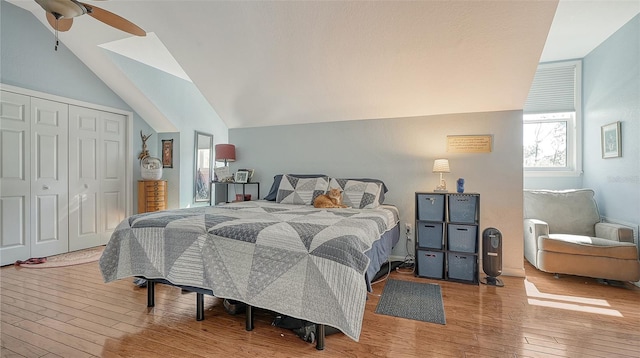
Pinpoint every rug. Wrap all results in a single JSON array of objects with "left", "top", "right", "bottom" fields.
[
  {"left": 375, "top": 279, "right": 446, "bottom": 325},
  {"left": 15, "top": 246, "right": 105, "bottom": 268}
]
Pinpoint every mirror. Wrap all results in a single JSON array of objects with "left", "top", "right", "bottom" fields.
[{"left": 194, "top": 131, "right": 213, "bottom": 203}]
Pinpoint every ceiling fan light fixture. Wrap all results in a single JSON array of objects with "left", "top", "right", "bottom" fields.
[{"left": 35, "top": 0, "right": 87, "bottom": 19}]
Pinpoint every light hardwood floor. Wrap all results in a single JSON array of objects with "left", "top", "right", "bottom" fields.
[{"left": 1, "top": 259, "right": 639, "bottom": 357}]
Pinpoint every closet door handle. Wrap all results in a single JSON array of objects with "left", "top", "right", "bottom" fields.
[{"left": 43, "top": 185, "right": 49, "bottom": 190}]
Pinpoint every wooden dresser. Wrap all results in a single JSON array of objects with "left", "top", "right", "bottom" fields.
[{"left": 137, "top": 180, "right": 168, "bottom": 213}]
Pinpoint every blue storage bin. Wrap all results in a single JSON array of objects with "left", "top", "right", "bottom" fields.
[
  {"left": 417, "top": 222, "right": 443, "bottom": 249},
  {"left": 448, "top": 194, "right": 478, "bottom": 223},
  {"left": 447, "top": 224, "right": 477, "bottom": 253},
  {"left": 447, "top": 253, "right": 477, "bottom": 281},
  {"left": 417, "top": 250, "right": 444, "bottom": 279},
  {"left": 417, "top": 194, "right": 445, "bottom": 221}
]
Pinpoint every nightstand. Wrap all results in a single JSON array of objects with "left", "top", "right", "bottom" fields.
[{"left": 211, "top": 182, "right": 260, "bottom": 205}]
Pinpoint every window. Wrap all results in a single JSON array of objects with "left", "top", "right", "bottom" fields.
[
  {"left": 523, "top": 112, "right": 572, "bottom": 169},
  {"left": 523, "top": 61, "right": 582, "bottom": 176}
]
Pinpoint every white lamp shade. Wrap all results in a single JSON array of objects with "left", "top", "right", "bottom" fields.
[{"left": 432, "top": 159, "right": 450, "bottom": 173}]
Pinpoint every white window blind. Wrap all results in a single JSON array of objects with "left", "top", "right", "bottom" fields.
[{"left": 524, "top": 62, "right": 577, "bottom": 114}]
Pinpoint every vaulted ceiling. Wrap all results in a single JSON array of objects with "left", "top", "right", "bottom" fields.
[{"left": 6, "top": 1, "right": 640, "bottom": 130}]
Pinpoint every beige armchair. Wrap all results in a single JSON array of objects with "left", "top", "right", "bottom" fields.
[{"left": 524, "top": 189, "right": 640, "bottom": 282}]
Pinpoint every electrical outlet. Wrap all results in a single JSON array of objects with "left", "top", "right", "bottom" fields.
[{"left": 405, "top": 223, "right": 412, "bottom": 235}]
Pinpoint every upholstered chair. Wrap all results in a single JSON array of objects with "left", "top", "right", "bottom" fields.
[{"left": 523, "top": 189, "right": 640, "bottom": 282}]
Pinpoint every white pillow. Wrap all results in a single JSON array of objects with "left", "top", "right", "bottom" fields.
[
  {"left": 276, "top": 175, "right": 329, "bottom": 205},
  {"left": 329, "top": 178, "right": 382, "bottom": 209}
]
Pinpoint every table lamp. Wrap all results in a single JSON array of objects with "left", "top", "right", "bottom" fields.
[
  {"left": 215, "top": 144, "right": 236, "bottom": 166},
  {"left": 433, "top": 159, "right": 450, "bottom": 192}
]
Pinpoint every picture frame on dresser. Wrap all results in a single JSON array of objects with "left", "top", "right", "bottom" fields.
[
  {"left": 238, "top": 168, "right": 255, "bottom": 182},
  {"left": 234, "top": 170, "right": 249, "bottom": 183}
]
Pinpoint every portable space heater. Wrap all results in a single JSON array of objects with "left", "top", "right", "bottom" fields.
[{"left": 480, "top": 227, "right": 504, "bottom": 287}]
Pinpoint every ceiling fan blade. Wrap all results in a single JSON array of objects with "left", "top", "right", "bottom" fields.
[
  {"left": 46, "top": 12, "right": 74, "bottom": 32},
  {"left": 81, "top": 2, "right": 146, "bottom": 37}
]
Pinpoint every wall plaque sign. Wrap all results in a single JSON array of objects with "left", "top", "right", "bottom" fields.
[{"left": 447, "top": 135, "right": 492, "bottom": 153}]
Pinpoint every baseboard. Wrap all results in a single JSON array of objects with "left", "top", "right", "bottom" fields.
[
  {"left": 392, "top": 255, "right": 526, "bottom": 278},
  {"left": 501, "top": 266, "right": 526, "bottom": 278}
]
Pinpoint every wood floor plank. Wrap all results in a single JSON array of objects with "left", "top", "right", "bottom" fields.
[
  {"left": 0, "top": 347, "right": 26, "bottom": 358},
  {"left": 0, "top": 275, "right": 135, "bottom": 315},
  {"left": 0, "top": 282, "right": 90, "bottom": 311},
  {"left": 0, "top": 292, "right": 114, "bottom": 326},
  {"left": 1, "top": 301, "right": 51, "bottom": 322},
  {"left": 41, "top": 353, "right": 66, "bottom": 358},
  {"left": 1, "top": 333, "right": 48, "bottom": 358},
  {"left": 13, "top": 319, "right": 104, "bottom": 357},
  {"left": 1, "top": 322, "right": 93, "bottom": 358},
  {"left": 0, "top": 309, "right": 25, "bottom": 325},
  {"left": 2, "top": 260, "right": 639, "bottom": 357}
]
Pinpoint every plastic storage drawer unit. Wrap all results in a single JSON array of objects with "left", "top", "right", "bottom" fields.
[
  {"left": 447, "top": 224, "right": 478, "bottom": 253},
  {"left": 447, "top": 253, "right": 477, "bottom": 281},
  {"left": 417, "top": 250, "right": 444, "bottom": 279},
  {"left": 417, "top": 194, "right": 445, "bottom": 221},
  {"left": 448, "top": 194, "right": 478, "bottom": 223},
  {"left": 417, "top": 222, "right": 444, "bottom": 249}
]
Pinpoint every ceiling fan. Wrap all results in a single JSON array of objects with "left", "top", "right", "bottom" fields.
[{"left": 34, "top": 0, "right": 146, "bottom": 50}]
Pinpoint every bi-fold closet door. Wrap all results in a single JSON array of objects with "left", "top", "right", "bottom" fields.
[
  {"left": 0, "top": 90, "right": 127, "bottom": 266},
  {"left": 68, "top": 106, "right": 126, "bottom": 252},
  {"left": 1, "top": 92, "right": 68, "bottom": 264}
]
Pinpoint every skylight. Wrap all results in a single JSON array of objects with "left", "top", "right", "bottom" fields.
[{"left": 99, "top": 32, "right": 191, "bottom": 82}]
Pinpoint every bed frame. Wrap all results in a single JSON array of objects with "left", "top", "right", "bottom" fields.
[
  {"left": 140, "top": 224, "right": 399, "bottom": 351},
  {"left": 144, "top": 279, "right": 329, "bottom": 350}
]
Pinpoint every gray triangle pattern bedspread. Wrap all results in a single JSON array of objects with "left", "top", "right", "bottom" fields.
[{"left": 99, "top": 200, "right": 398, "bottom": 341}]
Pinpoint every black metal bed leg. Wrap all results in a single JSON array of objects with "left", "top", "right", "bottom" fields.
[
  {"left": 245, "top": 305, "right": 253, "bottom": 331},
  {"left": 147, "top": 280, "right": 156, "bottom": 307},
  {"left": 196, "top": 293, "right": 204, "bottom": 321},
  {"left": 316, "top": 324, "right": 325, "bottom": 350}
]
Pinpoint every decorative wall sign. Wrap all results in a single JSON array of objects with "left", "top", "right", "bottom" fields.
[
  {"left": 162, "top": 139, "right": 173, "bottom": 168},
  {"left": 447, "top": 135, "right": 493, "bottom": 153}
]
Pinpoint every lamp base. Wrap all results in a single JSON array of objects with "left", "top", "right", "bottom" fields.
[{"left": 434, "top": 181, "right": 448, "bottom": 192}]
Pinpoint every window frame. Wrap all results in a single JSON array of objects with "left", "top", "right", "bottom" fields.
[{"left": 523, "top": 61, "right": 582, "bottom": 177}]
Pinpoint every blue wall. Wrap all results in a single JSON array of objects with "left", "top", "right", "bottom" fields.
[
  {"left": 582, "top": 14, "right": 639, "bottom": 229},
  {"left": 103, "top": 51, "right": 228, "bottom": 208},
  {"left": 1, "top": 0, "right": 229, "bottom": 210},
  {"left": 231, "top": 110, "right": 528, "bottom": 276},
  {"left": 0, "top": 0, "right": 157, "bottom": 213},
  {"left": 1, "top": 1, "right": 127, "bottom": 109}
]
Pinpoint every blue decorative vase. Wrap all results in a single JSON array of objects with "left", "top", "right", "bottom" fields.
[{"left": 457, "top": 178, "right": 465, "bottom": 193}]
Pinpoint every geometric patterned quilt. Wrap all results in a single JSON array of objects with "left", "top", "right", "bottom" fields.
[{"left": 99, "top": 200, "right": 398, "bottom": 341}]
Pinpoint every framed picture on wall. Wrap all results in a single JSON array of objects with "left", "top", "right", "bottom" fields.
[
  {"left": 601, "top": 121, "right": 621, "bottom": 159},
  {"left": 162, "top": 139, "right": 174, "bottom": 168}
]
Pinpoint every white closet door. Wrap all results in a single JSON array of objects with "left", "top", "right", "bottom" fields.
[
  {"left": 69, "top": 106, "right": 126, "bottom": 250},
  {"left": 100, "top": 111, "right": 126, "bottom": 243},
  {"left": 0, "top": 91, "right": 31, "bottom": 265},
  {"left": 30, "top": 97, "right": 69, "bottom": 258}
]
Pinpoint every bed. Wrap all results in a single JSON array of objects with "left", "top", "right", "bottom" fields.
[{"left": 99, "top": 176, "right": 399, "bottom": 349}]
